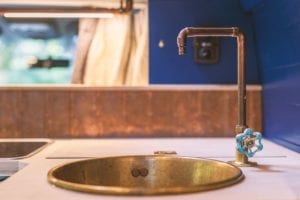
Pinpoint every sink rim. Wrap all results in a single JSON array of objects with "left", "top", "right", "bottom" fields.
[{"left": 47, "top": 155, "right": 244, "bottom": 196}]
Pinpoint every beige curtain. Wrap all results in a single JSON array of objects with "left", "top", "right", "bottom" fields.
[{"left": 72, "top": 6, "right": 148, "bottom": 86}]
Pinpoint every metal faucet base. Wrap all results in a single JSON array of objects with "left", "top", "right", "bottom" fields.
[
  {"left": 229, "top": 150, "right": 258, "bottom": 167},
  {"left": 228, "top": 160, "right": 257, "bottom": 167}
]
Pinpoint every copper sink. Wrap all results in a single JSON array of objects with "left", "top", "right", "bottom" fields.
[{"left": 48, "top": 155, "right": 244, "bottom": 195}]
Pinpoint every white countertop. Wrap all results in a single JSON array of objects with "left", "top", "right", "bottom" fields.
[{"left": 0, "top": 138, "right": 299, "bottom": 200}]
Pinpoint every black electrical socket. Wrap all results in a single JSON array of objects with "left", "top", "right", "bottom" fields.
[{"left": 193, "top": 37, "right": 219, "bottom": 64}]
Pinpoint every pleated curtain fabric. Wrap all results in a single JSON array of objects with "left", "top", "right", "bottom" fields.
[{"left": 72, "top": 7, "right": 148, "bottom": 86}]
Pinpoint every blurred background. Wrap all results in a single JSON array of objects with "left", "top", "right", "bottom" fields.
[{"left": 0, "top": 17, "right": 78, "bottom": 83}]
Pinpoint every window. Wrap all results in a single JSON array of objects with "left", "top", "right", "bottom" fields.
[{"left": 0, "top": 17, "right": 78, "bottom": 84}]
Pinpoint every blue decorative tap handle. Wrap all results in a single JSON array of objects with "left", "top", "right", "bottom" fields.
[{"left": 236, "top": 128, "right": 263, "bottom": 157}]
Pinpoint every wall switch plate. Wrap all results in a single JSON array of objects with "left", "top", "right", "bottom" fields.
[{"left": 193, "top": 37, "right": 219, "bottom": 64}]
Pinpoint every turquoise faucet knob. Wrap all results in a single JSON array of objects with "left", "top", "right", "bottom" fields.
[{"left": 236, "top": 128, "right": 263, "bottom": 157}]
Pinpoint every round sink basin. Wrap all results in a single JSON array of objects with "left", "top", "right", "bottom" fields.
[{"left": 48, "top": 155, "right": 244, "bottom": 195}]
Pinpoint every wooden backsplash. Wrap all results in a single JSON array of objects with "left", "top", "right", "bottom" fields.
[{"left": 0, "top": 85, "right": 262, "bottom": 138}]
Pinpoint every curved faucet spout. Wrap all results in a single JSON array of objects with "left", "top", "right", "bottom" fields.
[
  {"left": 177, "top": 26, "right": 245, "bottom": 128},
  {"left": 177, "top": 28, "right": 189, "bottom": 55},
  {"left": 177, "top": 27, "right": 240, "bottom": 55}
]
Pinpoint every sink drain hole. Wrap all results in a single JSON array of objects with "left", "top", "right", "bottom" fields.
[
  {"left": 131, "top": 168, "right": 148, "bottom": 177},
  {"left": 140, "top": 168, "right": 149, "bottom": 177}
]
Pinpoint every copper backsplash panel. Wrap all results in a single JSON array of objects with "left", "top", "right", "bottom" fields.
[{"left": 0, "top": 86, "right": 262, "bottom": 138}]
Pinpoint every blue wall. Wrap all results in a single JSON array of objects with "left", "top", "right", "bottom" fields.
[
  {"left": 242, "top": 0, "right": 300, "bottom": 152},
  {"left": 240, "top": 0, "right": 263, "bottom": 11},
  {"left": 149, "top": 0, "right": 300, "bottom": 152},
  {"left": 149, "top": 0, "right": 260, "bottom": 84}
]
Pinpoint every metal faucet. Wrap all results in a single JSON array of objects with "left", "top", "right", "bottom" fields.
[{"left": 177, "top": 27, "right": 262, "bottom": 167}]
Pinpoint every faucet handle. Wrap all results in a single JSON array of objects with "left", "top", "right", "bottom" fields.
[{"left": 236, "top": 128, "right": 263, "bottom": 157}]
